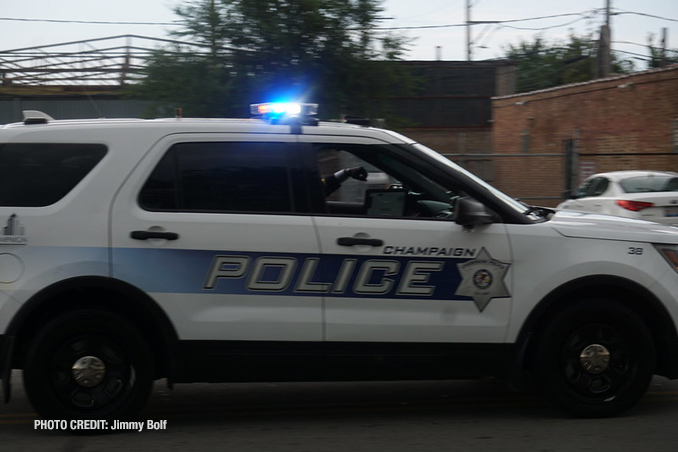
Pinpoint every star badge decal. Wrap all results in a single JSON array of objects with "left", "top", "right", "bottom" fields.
[{"left": 455, "top": 247, "right": 511, "bottom": 312}]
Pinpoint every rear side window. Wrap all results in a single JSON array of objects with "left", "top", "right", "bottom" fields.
[
  {"left": 139, "top": 142, "right": 294, "bottom": 213},
  {"left": 620, "top": 175, "right": 678, "bottom": 193},
  {"left": 0, "top": 143, "right": 107, "bottom": 207}
]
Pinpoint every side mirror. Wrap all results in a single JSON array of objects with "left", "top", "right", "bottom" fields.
[{"left": 453, "top": 197, "right": 494, "bottom": 228}]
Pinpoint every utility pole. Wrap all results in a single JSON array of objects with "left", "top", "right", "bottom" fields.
[
  {"left": 596, "top": 0, "right": 612, "bottom": 78},
  {"left": 661, "top": 27, "right": 668, "bottom": 67},
  {"left": 465, "top": 1, "right": 498, "bottom": 61},
  {"left": 466, "top": 0, "right": 472, "bottom": 61}
]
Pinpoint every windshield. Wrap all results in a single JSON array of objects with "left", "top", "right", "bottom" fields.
[{"left": 412, "top": 143, "right": 529, "bottom": 215}]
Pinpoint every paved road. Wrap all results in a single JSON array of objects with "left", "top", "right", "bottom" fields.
[{"left": 2, "top": 371, "right": 678, "bottom": 451}]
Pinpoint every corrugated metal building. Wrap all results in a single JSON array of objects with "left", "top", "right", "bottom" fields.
[{"left": 0, "top": 97, "right": 154, "bottom": 124}]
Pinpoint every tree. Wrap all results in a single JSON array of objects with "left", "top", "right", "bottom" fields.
[
  {"left": 504, "top": 34, "right": 634, "bottom": 93},
  {"left": 135, "top": 0, "right": 413, "bottom": 119},
  {"left": 647, "top": 33, "right": 678, "bottom": 69}
]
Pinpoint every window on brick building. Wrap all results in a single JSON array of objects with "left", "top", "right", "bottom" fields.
[{"left": 521, "top": 129, "right": 530, "bottom": 153}]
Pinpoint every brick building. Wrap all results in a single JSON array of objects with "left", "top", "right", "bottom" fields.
[{"left": 491, "top": 64, "right": 678, "bottom": 207}]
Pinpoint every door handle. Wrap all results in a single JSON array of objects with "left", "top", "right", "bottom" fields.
[
  {"left": 337, "top": 237, "right": 384, "bottom": 247},
  {"left": 130, "top": 230, "right": 180, "bottom": 241}
]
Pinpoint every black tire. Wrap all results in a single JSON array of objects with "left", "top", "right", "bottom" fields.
[
  {"left": 23, "top": 309, "right": 154, "bottom": 421},
  {"left": 536, "top": 299, "right": 655, "bottom": 418}
]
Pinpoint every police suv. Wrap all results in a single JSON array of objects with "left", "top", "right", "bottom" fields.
[{"left": 1, "top": 104, "right": 678, "bottom": 421}]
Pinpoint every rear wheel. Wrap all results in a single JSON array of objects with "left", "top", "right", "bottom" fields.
[
  {"left": 536, "top": 299, "right": 655, "bottom": 417},
  {"left": 23, "top": 310, "right": 154, "bottom": 421}
]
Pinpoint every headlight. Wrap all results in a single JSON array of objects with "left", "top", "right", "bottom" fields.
[{"left": 656, "top": 245, "right": 678, "bottom": 273}]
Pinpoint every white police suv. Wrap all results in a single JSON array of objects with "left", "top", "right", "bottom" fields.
[{"left": 1, "top": 104, "right": 678, "bottom": 421}]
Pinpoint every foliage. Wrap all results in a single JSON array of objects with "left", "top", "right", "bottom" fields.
[
  {"left": 134, "top": 0, "right": 413, "bottom": 119},
  {"left": 646, "top": 34, "right": 678, "bottom": 69},
  {"left": 503, "top": 34, "right": 635, "bottom": 93}
]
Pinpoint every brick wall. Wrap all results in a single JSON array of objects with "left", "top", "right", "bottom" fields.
[
  {"left": 399, "top": 126, "right": 494, "bottom": 182},
  {"left": 401, "top": 127, "right": 492, "bottom": 154},
  {"left": 492, "top": 65, "right": 678, "bottom": 207}
]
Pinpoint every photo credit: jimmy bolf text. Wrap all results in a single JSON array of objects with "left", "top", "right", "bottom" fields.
[{"left": 34, "top": 420, "right": 168, "bottom": 431}]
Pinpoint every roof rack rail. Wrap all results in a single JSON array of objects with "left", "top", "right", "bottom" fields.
[{"left": 22, "top": 110, "right": 54, "bottom": 125}]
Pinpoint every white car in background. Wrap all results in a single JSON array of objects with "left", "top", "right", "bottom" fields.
[{"left": 558, "top": 170, "right": 678, "bottom": 226}]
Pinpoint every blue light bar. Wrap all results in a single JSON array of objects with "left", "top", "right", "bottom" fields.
[{"left": 250, "top": 102, "right": 318, "bottom": 119}]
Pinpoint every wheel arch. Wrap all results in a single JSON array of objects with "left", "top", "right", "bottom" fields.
[
  {"left": 517, "top": 275, "right": 678, "bottom": 379},
  {"left": 7, "top": 276, "right": 178, "bottom": 380}
]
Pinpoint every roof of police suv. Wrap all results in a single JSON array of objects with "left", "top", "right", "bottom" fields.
[{"left": 0, "top": 116, "right": 413, "bottom": 144}]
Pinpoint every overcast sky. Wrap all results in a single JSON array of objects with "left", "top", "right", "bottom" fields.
[{"left": 0, "top": 0, "right": 676, "bottom": 67}]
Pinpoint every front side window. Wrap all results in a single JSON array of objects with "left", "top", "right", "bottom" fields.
[
  {"left": 140, "top": 142, "right": 294, "bottom": 213},
  {"left": 0, "top": 143, "right": 107, "bottom": 207},
  {"left": 574, "top": 177, "right": 608, "bottom": 198},
  {"left": 315, "top": 144, "right": 458, "bottom": 218},
  {"left": 591, "top": 178, "right": 610, "bottom": 196}
]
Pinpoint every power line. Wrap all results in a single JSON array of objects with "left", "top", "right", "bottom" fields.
[
  {"left": 613, "top": 10, "right": 678, "bottom": 23},
  {"left": 0, "top": 17, "right": 181, "bottom": 26},
  {"left": 497, "top": 16, "right": 589, "bottom": 31},
  {"left": 0, "top": 11, "right": 596, "bottom": 31},
  {"left": 374, "top": 11, "right": 592, "bottom": 31},
  {"left": 1, "top": 8, "right": 676, "bottom": 31},
  {"left": 614, "top": 48, "right": 652, "bottom": 60}
]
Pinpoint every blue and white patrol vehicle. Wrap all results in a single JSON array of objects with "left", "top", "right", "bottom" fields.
[{"left": 1, "top": 104, "right": 678, "bottom": 421}]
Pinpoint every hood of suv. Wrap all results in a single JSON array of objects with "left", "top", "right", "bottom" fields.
[{"left": 550, "top": 210, "right": 678, "bottom": 243}]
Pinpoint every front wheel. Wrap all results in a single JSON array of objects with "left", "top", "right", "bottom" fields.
[
  {"left": 23, "top": 310, "right": 154, "bottom": 421},
  {"left": 536, "top": 300, "right": 655, "bottom": 417}
]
